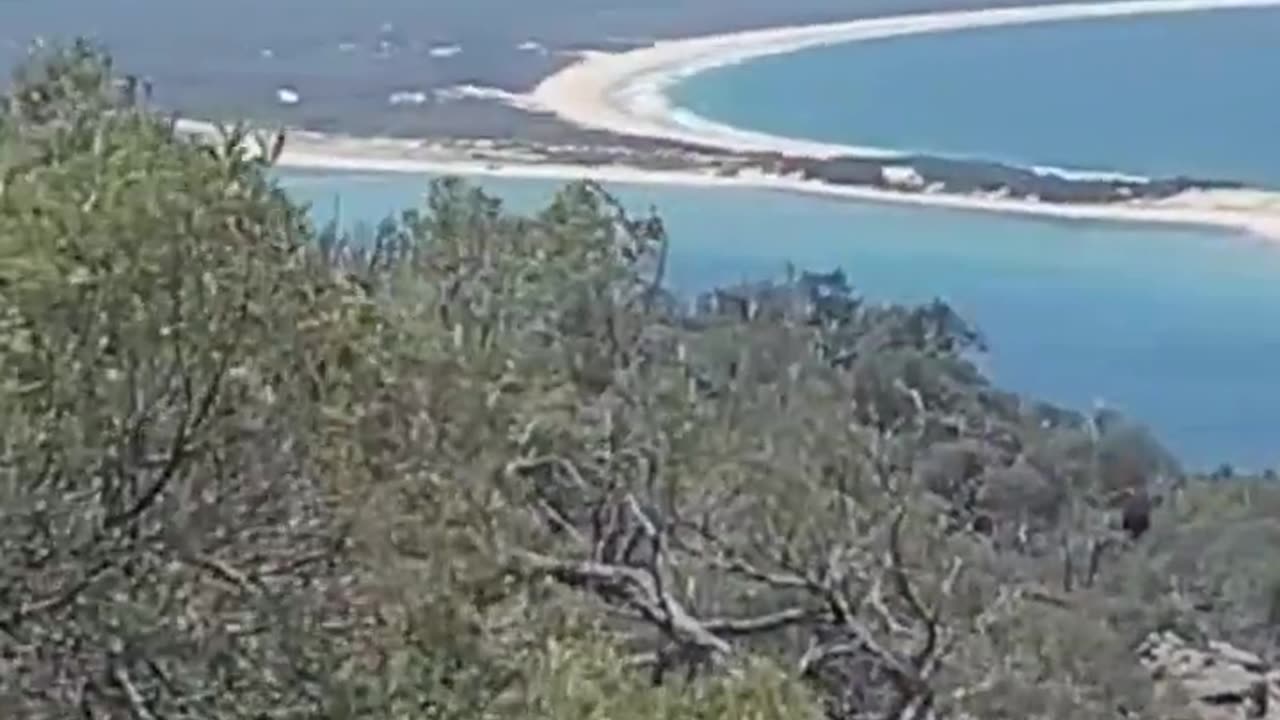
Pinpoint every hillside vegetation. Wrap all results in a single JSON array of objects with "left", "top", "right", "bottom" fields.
[{"left": 2, "top": 43, "right": 1279, "bottom": 720}]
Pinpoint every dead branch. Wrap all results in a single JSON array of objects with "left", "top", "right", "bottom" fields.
[
  {"left": 516, "top": 551, "right": 731, "bottom": 657},
  {"left": 111, "top": 666, "right": 156, "bottom": 720},
  {"left": 702, "top": 607, "right": 815, "bottom": 637}
]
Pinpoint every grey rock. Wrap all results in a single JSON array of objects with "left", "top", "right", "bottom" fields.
[{"left": 1139, "top": 632, "right": 1278, "bottom": 720}]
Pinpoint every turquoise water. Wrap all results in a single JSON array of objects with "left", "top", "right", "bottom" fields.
[
  {"left": 672, "top": 7, "right": 1280, "bottom": 186},
  {"left": 279, "top": 171, "right": 1280, "bottom": 471}
]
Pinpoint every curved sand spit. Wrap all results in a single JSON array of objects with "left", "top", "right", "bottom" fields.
[
  {"left": 530, "top": 0, "right": 1280, "bottom": 160},
  {"left": 525, "top": 0, "right": 1280, "bottom": 238},
  {"left": 222, "top": 0, "right": 1280, "bottom": 240}
]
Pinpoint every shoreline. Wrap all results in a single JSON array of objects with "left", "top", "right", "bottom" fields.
[
  {"left": 173, "top": 122, "right": 1280, "bottom": 243},
  {"left": 520, "top": 0, "right": 1280, "bottom": 239},
  {"left": 249, "top": 128, "right": 1280, "bottom": 240},
  {"left": 182, "top": 0, "right": 1280, "bottom": 241},
  {"left": 529, "top": 0, "right": 1280, "bottom": 166}
]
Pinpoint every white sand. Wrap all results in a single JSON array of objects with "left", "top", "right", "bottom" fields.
[
  {"left": 530, "top": 0, "right": 1280, "bottom": 160},
  {"left": 171, "top": 117, "right": 1280, "bottom": 240},
  {"left": 182, "top": 0, "right": 1280, "bottom": 241},
  {"left": 224, "top": 126, "right": 1276, "bottom": 240},
  {"left": 521, "top": 0, "right": 1280, "bottom": 239}
]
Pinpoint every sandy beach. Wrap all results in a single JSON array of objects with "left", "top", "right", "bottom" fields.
[
  {"left": 183, "top": 0, "right": 1280, "bottom": 241},
  {"left": 529, "top": 0, "right": 1280, "bottom": 160},
  {"left": 221, "top": 125, "right": 1280, "bottom": 241}
]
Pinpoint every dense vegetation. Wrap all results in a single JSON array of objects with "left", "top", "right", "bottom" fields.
[{"left": 2, "top": 43, "right": 1279, "bottom": 720}]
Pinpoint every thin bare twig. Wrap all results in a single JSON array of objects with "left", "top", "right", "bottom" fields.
[{"left": 112, "top": 666, "right": 157, "bottom": 720}]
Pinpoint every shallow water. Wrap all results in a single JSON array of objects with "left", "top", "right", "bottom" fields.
[
  {"left": 279, "top": 170, "right": 1280, "bottom": 471},
  {"left": 673, "top": 6, "right": 1280, "bottom": 186}
]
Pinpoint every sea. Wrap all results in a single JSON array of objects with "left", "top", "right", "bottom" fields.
[
  {"left": 0, "top": 0, "right": 1114, "bottom": 136},
  {"left": 281, "top": 170, "right": 1280, "bottom": 472},
  {"left": 671, "top": 6, "right": 1280, "bottom": 186},
  {"left": 280, "top": 7, "right": 1280, "bottom": 472},
  {"left": 1, "top": 1, "right": 1278, "bottom": 470}
]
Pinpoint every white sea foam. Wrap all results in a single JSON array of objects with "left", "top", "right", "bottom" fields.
[
  {"left": 388, "top": 91, "right": 429, "bottom": 106},
  {"left": 428, "top": 44, "right": 462, "bottom": 58},
  {"left": 434, "top": 84, "right": 545, "bottom": 113}
]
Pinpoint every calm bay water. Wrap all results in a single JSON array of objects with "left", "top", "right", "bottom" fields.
[
  {"left": 672, "top": 7, "right": 1280, "bottom": 186},
  {"left": 279, "top": 171, "right": 1280, "bottom": 471}
]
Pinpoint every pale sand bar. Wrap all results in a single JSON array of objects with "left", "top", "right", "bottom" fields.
[
  {"left": 253, "top": 128, "right": 1280, "bottom": 241},
  {"left": 531, "top": 0, "right": 1280, "bottom": 162},
  {"left": 192, "top": 0, "right": 1280, "bottom": 240},
  {"left": 526, "top": 0, "right": 1280, "bottom": 238}
]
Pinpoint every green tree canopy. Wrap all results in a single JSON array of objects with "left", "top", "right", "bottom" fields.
[{"left": 2, "top": 43, "right": 1273, "bottom": 720}]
